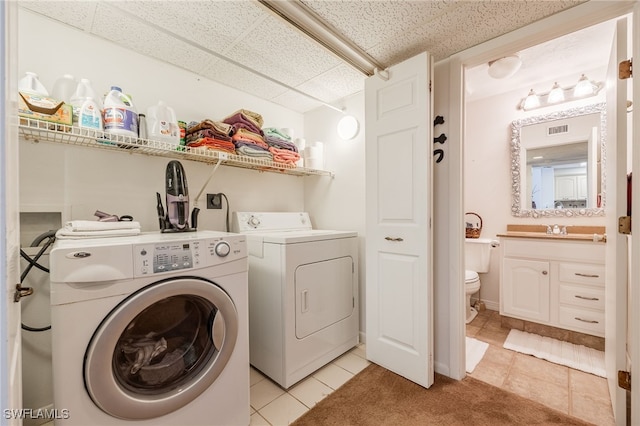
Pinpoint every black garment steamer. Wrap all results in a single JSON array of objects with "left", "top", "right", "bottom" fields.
[{"left": 157, "top": 160, "right": 199, "bottom": 232}]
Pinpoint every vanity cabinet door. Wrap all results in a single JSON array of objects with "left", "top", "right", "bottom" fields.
[
  {"left": 555, "top": 176, "right": 577, "bottom": 200},
  {"left": 502, "top": 258, "right": 550, "bottom": 323}
]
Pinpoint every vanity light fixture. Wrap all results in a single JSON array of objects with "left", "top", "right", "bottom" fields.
[{"left": 518, "top": 74, "right": 604, "bottom": 111}]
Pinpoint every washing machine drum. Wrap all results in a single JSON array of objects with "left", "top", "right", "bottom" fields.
[{"left": 84, "top": 277, "right": 238, "bottom": 420}]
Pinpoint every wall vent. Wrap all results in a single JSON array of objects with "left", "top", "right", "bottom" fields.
[{"left": 548, "top": 124, "right": 569, "bottom": 136}]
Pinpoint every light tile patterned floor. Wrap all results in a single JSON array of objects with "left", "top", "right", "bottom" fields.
[
  {"left": 249, "top": 344, "right": 370, "bottom": 425},
  {"left": 467, "top": 309, "right": 615, "bottom": 426}
]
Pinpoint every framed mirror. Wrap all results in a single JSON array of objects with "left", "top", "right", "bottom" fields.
[{"left": 510, "top": 103, "right": 606, "bottom": 217}]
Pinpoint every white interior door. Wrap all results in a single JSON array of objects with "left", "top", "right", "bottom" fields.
[
  {"left": 1, "top": 1, "right": 23, "bottom": 423},
  {"left": 364, "top": 52, "right": 434, "bottom": 388},
  {"left": 604, "top": 13, "right": 630, "bottom": 425}
]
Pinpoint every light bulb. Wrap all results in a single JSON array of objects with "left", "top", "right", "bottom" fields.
[
  {"left": 573, "top": 74, "right": 594, "bottom": 97},
  {"left": 547, "top": 82, "right": 564, "bottom": 104},
  {"left": 522, "top": 89, "right": 540, "bottom": 110}
]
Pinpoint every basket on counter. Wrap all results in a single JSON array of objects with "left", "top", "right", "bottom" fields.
[{"left": 465, "top": 212, "right": 482, "bottom": 239}]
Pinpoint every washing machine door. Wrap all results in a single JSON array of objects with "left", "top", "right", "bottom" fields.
[{"left": 84, "top": 277, "right": 238, "bottom": 420}]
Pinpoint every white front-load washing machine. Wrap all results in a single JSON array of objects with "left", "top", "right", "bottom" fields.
[
  {"left": 232, "top": 212, "right": 359, "bottom": 389},
  {"left": 49, "top": 231, "right": 249, "bottom": 425}
]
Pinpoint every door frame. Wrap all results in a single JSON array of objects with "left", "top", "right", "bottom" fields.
[{"left": 445, "top": 0, "right": 635, "bottom": 415}]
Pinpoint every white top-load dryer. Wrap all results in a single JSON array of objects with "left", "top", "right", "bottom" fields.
[{"left": 232, "top": 212, "right": 359, "bottom": 388}]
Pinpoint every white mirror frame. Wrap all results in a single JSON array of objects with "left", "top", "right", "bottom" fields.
[{"left": 510, "top": 102, "right": 606, "bottom": 218}]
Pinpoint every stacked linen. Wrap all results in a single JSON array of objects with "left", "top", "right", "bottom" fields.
[
  {"left": 185, "top": 119, "right": 235, "bottom": 154},
  {"left": 264, "top": 127, "right": 300, "bottom": 166},
  {"left": 55, "top": 220, "right": 141, "bottom": 239},
  {"left": 223, "top": 109, "right": 272, "bottom": 160}
]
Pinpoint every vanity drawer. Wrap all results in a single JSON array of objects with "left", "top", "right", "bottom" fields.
[
  {"left": 559, "top": 284, "right": 605, "bottom": 310},
  {"left": 558, "top": 262, "right": 605, "bottom": 286},
  {"left": 558, "top": 306, "right": 605, "bottom": 336}
]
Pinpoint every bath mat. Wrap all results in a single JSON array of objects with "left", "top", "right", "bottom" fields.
[
  {"left": 466, "top": 336, "right": 489, "bottom": 373},
  {"left": 503, "top": 329, "right": 605, "bottom": 377}
]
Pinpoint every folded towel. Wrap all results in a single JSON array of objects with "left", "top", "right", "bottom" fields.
[
  {"left": 269, "top": 146, "right": 300, "bottom": 165},
  {"left": 236, "top": 145, "right": 274, "bottom": 159},
  {"left": 64, "top": 220, "right": 141, "bottom": 232},
  {"left": 223, "top": 109, "right": 263, "bottom": 128},
  {"left": 263, "top": 127, "right": 292, "bottom": 141},
  {"left": 55, "top": 228, "right": 141, "bottom": 239},
  {"left": 265, "top": 135, "right": 298, "bottom": 152},
  {"left": 186, "top": 119, "right": 232, "bottom": 137}
]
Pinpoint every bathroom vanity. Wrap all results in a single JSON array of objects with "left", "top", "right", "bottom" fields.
[{"left": 498, "top": 225, "right": 606, "bottom": 337}]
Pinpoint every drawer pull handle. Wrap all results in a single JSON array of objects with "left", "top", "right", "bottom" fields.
[
  {"left": 385, "top": 237, "right": 404, "bottom": 242},
  {"left": 575, "top": 317, "right": 599, "bottom": 324},
  {"left": 575, "top": 295, "right": 599, "bottom": 301},
  {"left": 574, "top": 272, "right": 599, "bottom": 278},
  {"left": 542, "top": 270, "right": 548, "bottom": 275}
]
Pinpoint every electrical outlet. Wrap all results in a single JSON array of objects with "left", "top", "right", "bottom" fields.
[{"left": 207, "top": 193, "right": 222, "bottom": 209}]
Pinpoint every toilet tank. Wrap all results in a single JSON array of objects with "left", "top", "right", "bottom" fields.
[{"left": 465, "top": 238, "right": 493, "bottom": 273}]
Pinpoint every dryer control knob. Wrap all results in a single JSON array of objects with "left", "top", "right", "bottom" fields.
[
  {"left": 248, "top": 216, "right": 260, "bottom": 228},
  {"left": 215, "top": 241, "right": 231, "bottom": 257}
]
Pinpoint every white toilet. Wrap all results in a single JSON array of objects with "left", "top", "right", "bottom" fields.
[{"left": 464, "top": 238, "right": 493, "bottom": 324}]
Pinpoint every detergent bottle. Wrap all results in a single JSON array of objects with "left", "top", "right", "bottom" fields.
[
  {"left": 103, "top": 86, "right": 138, "bottom": 138},
  {"left": 78, "top": 98, "right": 104, "bottom": 132},
  {"left": 18, "top": 71, "right": 49, "bottom": 96},
  {"left": 146, "top": 100, "right": 180, "bottom": 146}
]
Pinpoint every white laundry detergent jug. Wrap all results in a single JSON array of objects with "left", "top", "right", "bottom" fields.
[
  {"left": 146, "top": 101, "right": 180, "bottom": 146},
  {"left": 51, "top": 74, "right": 76, "bottom": 104},
  {"left": 18, "top": 71, "right": 49, "bottom": 96},
  {"left": 70, "top": 79, "right": 100, "bottom": 125},
  {"left": 103, "top": 86, "right": 138, "bottom": 138}
]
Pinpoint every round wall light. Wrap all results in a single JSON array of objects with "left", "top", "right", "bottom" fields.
[{"left": 337, "top": 115, "right": 359, "bottom": 140}]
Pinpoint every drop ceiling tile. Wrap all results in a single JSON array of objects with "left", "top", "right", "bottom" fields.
[
  {"left": 224, "top": 14, "right": 343, "bottom": 87},
  {"left": 19, "top": 1, "right": 97, "bottom": 31},
  {"left": 301, "top": 0, "right": 453, "bottom": 51},
  {"left": 89, "top": 3, "right": 214, "bottom": 76},
  {"left": 200, "top": 59, "right": 290, "bottom": 101},
  {"left": 109, "top": 1, "right": 266, "bottom": 54}
]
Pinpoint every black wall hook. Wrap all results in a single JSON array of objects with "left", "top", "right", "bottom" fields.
[
  {"left": 433, "top": 115, "right": 445, "bottom": 126},
  {"left": 434, "top": 133, "right": 447, "bottom": 144},
  {"left": 434, "top": 149, "right": 444, "bottom": 163}
]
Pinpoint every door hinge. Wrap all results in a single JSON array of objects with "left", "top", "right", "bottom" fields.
[
  {"left": 14, "top": 284, "right": 33, "bottom": 302},
  {"left": 619, "top": 59, "right": 632, "bottom": 79},
  {"left": 618, "top": 370, "right": 631, "bottom": 391},
  {"left": 618, "top": 216, "right": 631, "bottom": 234}
]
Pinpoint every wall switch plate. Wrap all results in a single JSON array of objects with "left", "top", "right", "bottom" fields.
[{"left": 207, "top": 193, "right": 222, "bottom": 209}]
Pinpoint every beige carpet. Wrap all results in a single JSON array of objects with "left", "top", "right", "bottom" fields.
[{"left": 292, "top": 363, "right": 592, "bottom": 426}]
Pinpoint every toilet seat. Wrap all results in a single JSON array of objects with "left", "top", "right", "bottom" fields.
[{"left": 465, "top": 270, "right": 480, "bottom": 293}]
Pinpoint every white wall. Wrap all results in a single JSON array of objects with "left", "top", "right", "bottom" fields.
[
  {"left": 17, "top": 9, "right": 309, "bottom": 415},
  {"left": 302, "top": 93, "right": 366, "bottom": 337},
  {"left": 18, "top": 9, "right": 307, "bottom": 235},
  {"left": 464, "top": 77, "right": 607, "bottom": 311}
]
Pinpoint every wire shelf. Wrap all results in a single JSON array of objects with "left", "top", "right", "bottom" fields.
[{"left": 18, "top": 118, "right": 333, "bottom": 178}]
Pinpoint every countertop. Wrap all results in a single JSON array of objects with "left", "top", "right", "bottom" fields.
[{"left": 496, "top": 225, "right": 606, "bottom": 243}]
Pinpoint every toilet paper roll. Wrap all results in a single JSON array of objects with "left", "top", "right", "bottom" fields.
[
  {"left": 304, "top": 146, "right": 323, "bottom": 159},
  {"left": 294, "top": 138, "right": 306, "bottom": 151}
]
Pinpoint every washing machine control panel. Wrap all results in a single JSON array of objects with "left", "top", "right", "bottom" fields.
[
  {"left": 133, "top": 234, "right": 246, "bottom": 276},
  {"left": 136, "top": 242, "right": 196, "bottom": 274}
]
